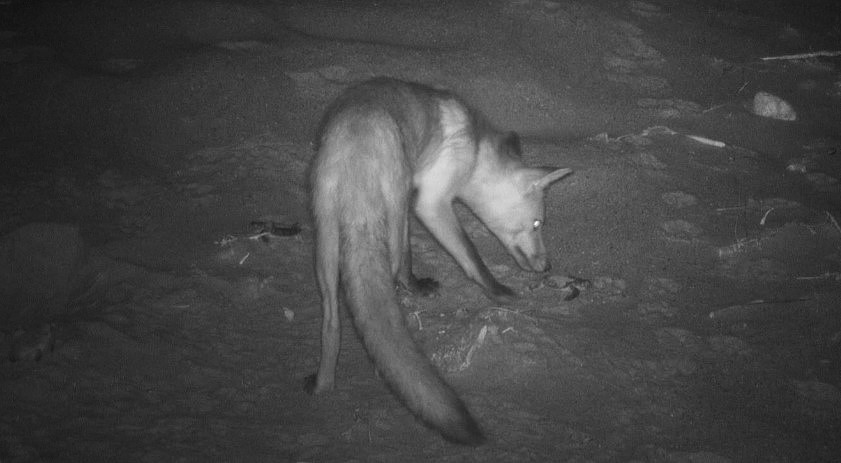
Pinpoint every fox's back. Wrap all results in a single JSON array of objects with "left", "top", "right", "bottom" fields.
[
  {"left": 315, "top": 78, "right": 459, "bottom": 163},
  {"left": 310, "top": 79, "right": 448, "bottom": 225}
]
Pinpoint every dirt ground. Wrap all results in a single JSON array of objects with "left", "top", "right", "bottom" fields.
[{"left": 2, "top": 0, "right": 841, "bottom": 461}]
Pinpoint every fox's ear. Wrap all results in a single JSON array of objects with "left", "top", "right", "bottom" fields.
[
  {"left": 502, "top": 131, "right": 521, "bottom": 156},
  {"left": 531, "top": 167, "right": 572, "bottom": 191}
]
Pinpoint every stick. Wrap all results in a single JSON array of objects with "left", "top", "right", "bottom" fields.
[
  {"left": 709, "top": 297, "right": 811, "bottom": 320},
  {"left": 686, "top": 135, "right": 726, "bottom": 148},
  {"left": 760, "top": 207, "right": 775, "bottom": 226},
  {"left": 827, "top": 211, "right": 841, "bottom": 235},
  {"left": 761, "top": 50, "right": 841, "bottom": 61},
  {"left": 796, "top": 272, "right": 841, "bottom": 281}
]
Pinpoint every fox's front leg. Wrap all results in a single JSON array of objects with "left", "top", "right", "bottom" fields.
[
  {"left": 415, "top": 197, "right": 516, "bottom": 304},
  {"left": 395, "top": 214, "right": 440, "bottom": 297}
]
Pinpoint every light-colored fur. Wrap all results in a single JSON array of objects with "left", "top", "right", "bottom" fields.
[{"left": 306, "top": 78, "right": 571, "bottom": 444}]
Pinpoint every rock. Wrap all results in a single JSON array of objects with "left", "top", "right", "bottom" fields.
[
  {"left": 752, "top": 91, "right": 797, "bottom": 121},
  {"left": 636, "top": 152, "right": 667, "bottom": 169},
  {"left": 661, "top": 219, "right": 703, "bottom": 241},
  {"left": 661, "top": 191, "right": 697, "bottom": 208},
  {"left": 707, "top": 335, "right": 751, "bottom": 355}
]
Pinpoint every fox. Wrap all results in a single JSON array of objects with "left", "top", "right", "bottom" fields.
[{"left": 304, "top": 77, "right": 571, "bottom": 445}]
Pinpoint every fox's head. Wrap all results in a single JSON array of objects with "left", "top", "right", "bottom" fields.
[{"left": 468, "top": 135, "right": 572, "bottom": 272}]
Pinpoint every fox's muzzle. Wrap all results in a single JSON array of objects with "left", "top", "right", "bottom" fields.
[{"left": 512, "top": 245, "right": 550, "bottom": 272}]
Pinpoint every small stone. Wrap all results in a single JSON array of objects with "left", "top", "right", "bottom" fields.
[
  {"left": 752, "top": 91, "right": 797, "bottom": 121},
  {"left": 661, "top": 191, "right": 697, "bottom": 208}
]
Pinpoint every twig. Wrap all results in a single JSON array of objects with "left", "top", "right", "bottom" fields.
[
  {"left": 717, "top": 238, "right": 762, "bottom": 259},
  {"left": 409, "top": 311, "right": 424, "bottom": 330},
  {"left": 716, "top": 206, "right": 747, "bottom": 212},
  {"left": 760, "top": 207, "right": 775, "bottom": 226},
  {"left": 640, "top": 125, "right": 677, "bottom": 137},
  {"left": 488, "top": 307, "right": 537, "bottom": 322},
  {"left": 744, "top": 297, "right": 812, "bottom": 305},
  {"left": 796, "top": 272, "right": 841, "bottom": 281},
  {"left": 827, "top": 211, "right": 841, "bottom": 236},
  {"left": 761, "top": 50, "right": 841, "bottom": 61},
  {"left": 709, "top": 297, "right": 812, "bottom": 320},
  {"left": 702, "top": 103, "right": 728, "bottom": 114},
  {"left": 686, "top": 135, "right": 726, "bottom": 148}
]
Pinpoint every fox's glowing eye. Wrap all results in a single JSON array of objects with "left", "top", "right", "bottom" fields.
[{"left": 532, "top": 219, "right": 542, "bottom": 230}]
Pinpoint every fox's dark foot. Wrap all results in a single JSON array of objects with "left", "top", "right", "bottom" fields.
[
  {"left": 399, "top": 275, "right": 440, "bottom": 297},
  {"left": 303, "top": 373, "right": 318, "bottom": 394},
  {"left": 304, "top": 373, "right": 335, "bottom": 394},
  {"left": 485, "top": 282, "right": 517, "bottom": 305},
  {"left": 413, "top": 277, "right": 440, "bottom": 296}
]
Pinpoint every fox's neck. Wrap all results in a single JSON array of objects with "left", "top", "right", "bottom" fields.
[{"left": 460, "top": 139, "right": 516, "bottom": 214}]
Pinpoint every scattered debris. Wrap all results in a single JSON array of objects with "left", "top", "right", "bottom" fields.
[
  {"left": 716, "top": 238, "right": 761, "bottom": 259},
  {"left": 250, "top": 221, "right": 302, "bottom": 237},
  {"left": 216, "top": 221, "right": 302, "bottom": 248},
  {"left": 430, "top": 318, "right": 494, "bottom": 373},
  {"left": 541, "top": 274, "right": 592, "bottom": 300},
  {"left": 283, "top": 307, "right": 295, "bottom": 322}
]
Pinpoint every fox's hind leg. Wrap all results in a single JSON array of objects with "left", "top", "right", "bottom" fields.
[{"left": 304, "top": 206, "right": 341, "bottom": 394}]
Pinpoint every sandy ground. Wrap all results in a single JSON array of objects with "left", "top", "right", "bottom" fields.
[{"left": 1, "top": 0, "right": 841, "bottom": 461}]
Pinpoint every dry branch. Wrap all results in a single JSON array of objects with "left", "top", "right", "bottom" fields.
[{"left": 761, "top": 50, "right": 841, "bottom": 61}]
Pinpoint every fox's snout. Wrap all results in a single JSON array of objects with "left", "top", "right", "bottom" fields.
[
  {"left": 511, "top": 244, "right": 551, "bottom": 273},
  {"left": 528, "top": 255, "right": 551, "bottom": 273}
]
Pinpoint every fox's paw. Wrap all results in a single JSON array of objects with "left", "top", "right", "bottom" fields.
[
  {"left": 412, "top": 276, "right": 440, "bottom": 297},
  {"left": 304, "top": 373, "right": 334, "bottom": 395},
  {"left": 486, "top": 283, "right": 517, "bottom": 305},
  {"left": 303, "top": 374, "right": 317, "bottom": 394},
  {"left": 399, "top": 275, "right": 440, "bottom": 297}
]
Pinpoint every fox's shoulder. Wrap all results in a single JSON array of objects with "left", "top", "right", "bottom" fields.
[
  {"left": 322, "top": 78, "right": 454, "bottom": 115},
  {"left": 316, "top": 78, "right": 466, "bottom": 147}
]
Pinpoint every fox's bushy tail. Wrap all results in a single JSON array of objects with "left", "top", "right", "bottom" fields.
[{"left": 339, "top": 223, "right": 484, "bottom": 445}]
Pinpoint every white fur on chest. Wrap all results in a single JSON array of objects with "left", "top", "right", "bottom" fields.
[{"left": 412, "top": 100, "right": 477, "bottom": 201}]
